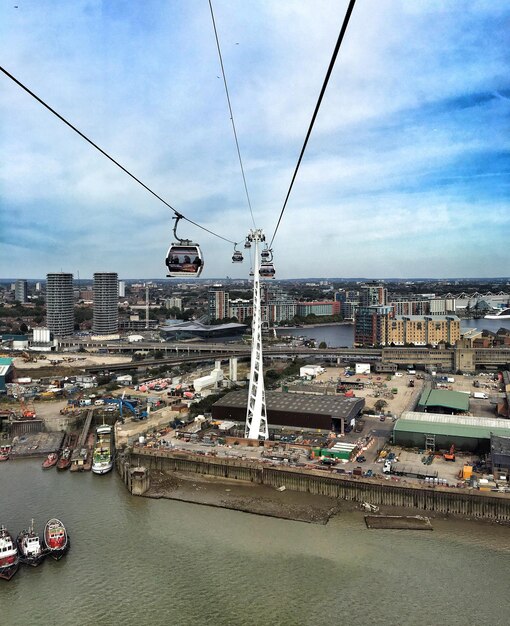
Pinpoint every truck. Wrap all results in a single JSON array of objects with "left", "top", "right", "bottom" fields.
[
  {"left": 385, "top": 462, "right": 438, "bottom": 480},
  {"left": 472, "top": 392, "right": 489, "bottom": 400}
]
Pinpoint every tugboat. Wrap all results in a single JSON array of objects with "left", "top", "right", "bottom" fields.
[
  {"left": 57, "top": 447, "right": 72, "bottom": 471},
  {"left": 43, "top": 518, "right": 70, "bottom": 560},
  {"left": 42, "top": 452, "right": 58, "bottom": 469},
  {"left": 57, "top": 432, "right": 77, "bottom": 471},
  {"left": 0, "top": 526, "right": 19, "bottom": 580},
  {"left": 17, "top": 520, "right": 45, "bottom": 566},
  {"left": 92, "top": 424, "right": 114, "bottom": 475}
]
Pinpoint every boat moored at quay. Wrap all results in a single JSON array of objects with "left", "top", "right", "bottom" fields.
[
  {"left": 42, "top": 452, "right": 58, "bottom": 469},
  {"left": 57, "top": 432, "right": 77, "bottom": 471},
  {"left": 92, "top": 423, "right": 114, "bottom": 475},
  {"left": 0, "top": 526, "right": 19, "bottom": 580}
]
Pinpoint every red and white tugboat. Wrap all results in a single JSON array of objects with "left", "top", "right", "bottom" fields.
[
  {"left": 17, "top": 520, "right": 45, "bottom": 567},
  {"left": 42, "top": 453, "right": 58, "bottom": 469},
  {"left": 0, "top": 445, "right": 11, "bottom": 461},
  {"left": 0, "top": 526, "right": 19, "bottom": 580},
  {"left": 56, "top": 447, "right": 72, "bottom": 471},
  {"left": 43, "top": 518, "right": 70, "bottom": 560}
]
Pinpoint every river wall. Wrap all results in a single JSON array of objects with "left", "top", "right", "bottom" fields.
[{"left": 119, "top": 449, "right": 510, "bottom": 521}]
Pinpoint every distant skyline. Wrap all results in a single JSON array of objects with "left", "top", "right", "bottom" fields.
[{"left": 1, "top": 1, "right": 509, "bottom": 279}]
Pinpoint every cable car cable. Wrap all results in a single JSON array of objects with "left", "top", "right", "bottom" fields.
[
  {"left": 0, "top": 64, "right": 238, "bottom": 245},
  {"left": 268, "top": 0, "right": 357, "bottom": 248},
  {"left": 208, "top": 0, "right": 256, "bottom": 229}
]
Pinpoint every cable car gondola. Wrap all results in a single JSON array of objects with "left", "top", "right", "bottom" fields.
[
  {"left": 259, "top": 262, "right": 275, "bottom": 279},
  {"left": 260, "top": 246, "right": 270, "bottom": 262},
  {"left": 259, "top": 247, "right": 275, "bottom": 279},
  {"left": 244, "top": 235, "right": 252, "bottom": 249},
  {"left": 165, "top": 215, "right": 203, "bottom": 278},
  {"left": 232, "top": 245, "right": 243, "bottom": 263}
]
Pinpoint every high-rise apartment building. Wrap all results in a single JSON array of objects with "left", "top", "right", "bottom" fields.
[
  {"left": 354, "top": 305, "right": 393, "bottom": 346},
  {"left": 360, "top": 283, "right": 387, "bottom": 307},
  {"left": 93, "top": 273, "right": 119, "bottom": 335},
  {"left": 335, "top": 289, "right": 361, "bottom": 320},
  {"left": 118, "top": 280, "right": 126, "bottom": 298},
  {"left": 208, "top": 286, "right": 229, "bottom": 320},
  {"left": 46, "top": 273, "right": 74, "bottom": 336},
  {"left": 14, "top": 279, "right": 28, "bottom": 303},
  {"left": 165, "top": 297, "right": 182, "bottom": 310}
]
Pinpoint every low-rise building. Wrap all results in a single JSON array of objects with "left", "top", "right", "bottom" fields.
[
  {"left": 387, "top": 315, "right": 460, "bottom": 346},
  {"left": 211, "top": 390, "right": 364, "bottom": 434},
  {"left": 296, "top": 301, "right": 340, "bottom": 317},
  {"left": 394, "top": 411, "right": 510, "bottom": 452},
  {"left": 417, "top": 388, "right": 469, "bottom": 414}
]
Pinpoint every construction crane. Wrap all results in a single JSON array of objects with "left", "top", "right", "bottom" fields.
[
  {"left": 103, "top": 397, "right": 147, "bottom": 421},
  {"left": 19, "top": 397, "right": 36, "bottom": 419}
]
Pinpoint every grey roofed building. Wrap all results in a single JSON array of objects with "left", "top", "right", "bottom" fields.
[
  {"left": 491, "top": 434, "right": 510, "bottom": 476},
  {"left": 211, "top": 390, "right": 365, "bottom": 433}
]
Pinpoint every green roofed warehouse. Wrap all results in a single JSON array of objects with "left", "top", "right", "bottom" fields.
[
  {"left": 417, "top": 388, "right": 469, "bottom": 414},
  {"left": 394, "top": 411, "right": 510, "bottom": 452}
]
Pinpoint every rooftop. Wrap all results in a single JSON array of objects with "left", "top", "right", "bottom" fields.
[
  {"left": 491, "top": 434, "right": 510, "bottom": 456},
  {"left": 418, "top": 388, "right": 469, "bottom": 412},
  {"left": 394, "top": 315, "right": 460, "bottom": 322},
  {"left": 395, "top": 411, "right": 510, "bottom": 439},
  {"left": 213, "top": 390, "right": 364, "bottom": 420},
  {"left": 0, "top": 357, "right": 13, "bottom": 378}
]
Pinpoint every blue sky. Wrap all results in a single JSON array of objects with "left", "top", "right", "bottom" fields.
[{"left": 0, "top": 0, "right": 509, "bottom": 280}]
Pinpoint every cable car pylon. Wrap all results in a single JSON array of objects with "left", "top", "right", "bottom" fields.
[{"left": 245, "top": 228, "right": 269, "bottom": 440}]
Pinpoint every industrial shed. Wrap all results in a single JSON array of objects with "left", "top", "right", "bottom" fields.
[
  {"left": 211, "top": 390, "right": 364, "bottom": 434},
  {"left": 393, "top": 411, "right": 510, "bottom": 452},
  {"left": 490, "top": 435, "right": 510, "bottom": 477},
  {"left": 0, "top": 357, "right": 14, "bottom": 393},
  {"left": 417, "top": 388, "right": 469, "bottom": 414}
]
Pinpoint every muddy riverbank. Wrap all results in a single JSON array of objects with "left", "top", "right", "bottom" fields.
[{"left": 139, "top": 468, "right": 510, "bottom": 527}]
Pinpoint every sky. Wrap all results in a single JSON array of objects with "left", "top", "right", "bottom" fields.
[{"left": 0, "top": 0, "right": 509, "bottom": 280}]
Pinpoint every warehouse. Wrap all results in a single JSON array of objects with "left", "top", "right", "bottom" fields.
[
  {"left": 417, "top": 388, "right": 469, "bottom": 414},
  {"left": 393, "top": 411, "right": 510, "bottom": 452},
  {"left": 0, "top": 357, "right": 14, "bottom": 394},
  {"left": 211, "top": 390, "right": 364, "bottom": 434},
  {"left": 490, "top": 435, "right": 510, "bottom": 478}
]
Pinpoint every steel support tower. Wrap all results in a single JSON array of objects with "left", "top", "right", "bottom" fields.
[{"left": 245, "top": 229, "right": 269, "bottom": 440}]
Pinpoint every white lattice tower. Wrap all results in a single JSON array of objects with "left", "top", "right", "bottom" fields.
[{"left": 245, "top": 230, "right": 269, "bottom": 440}]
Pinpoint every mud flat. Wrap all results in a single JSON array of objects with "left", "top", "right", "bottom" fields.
[
  {"left": 365, "top": 514, "right": 433, "bottom": 530},
  {"left": 145, "top": 470, "right": 341, "bottom": 524}
]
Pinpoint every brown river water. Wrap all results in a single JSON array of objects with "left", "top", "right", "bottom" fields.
[{"left": 1, "top": 459, "right": 510, "bottom": 626}]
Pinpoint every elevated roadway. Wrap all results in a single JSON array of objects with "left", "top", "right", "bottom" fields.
[{"left": 81, "top": 344, "right": 382, "bottom": 373}]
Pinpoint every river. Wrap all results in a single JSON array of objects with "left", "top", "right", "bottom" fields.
[
  {"left": 1, "top": 460, "right": 510, "bottom": 625},
  {"left": 276, "top": 318, "right": 510, "bottom": 348}
]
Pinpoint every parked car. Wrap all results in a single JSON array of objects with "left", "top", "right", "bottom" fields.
[{"left": 356, "top": 455, "right": 366, "bottom": 463}]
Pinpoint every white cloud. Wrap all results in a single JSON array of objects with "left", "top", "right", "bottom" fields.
[{"left": 0, "top": 0, "right": 508, "bottom": 278}]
